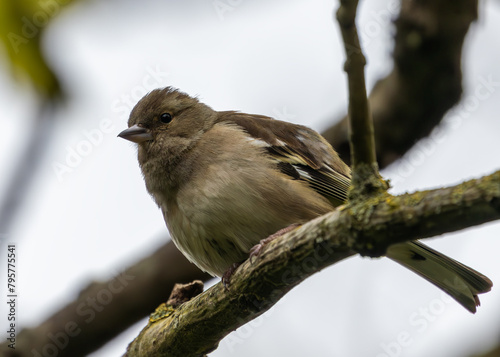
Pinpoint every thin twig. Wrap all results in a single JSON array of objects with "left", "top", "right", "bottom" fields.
[
  {"left": 2, "top": 1, "right": 482, "bottom": 355},
  {"left": 324, "top": 0, "right": 478, "bottom": 169},
  {"left": 335, "top": 0, "right": 377, "bottom": 173}
]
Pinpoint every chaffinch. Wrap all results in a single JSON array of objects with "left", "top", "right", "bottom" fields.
[{"left": 119, "top": 87, "right": 491, "bottom": 313}]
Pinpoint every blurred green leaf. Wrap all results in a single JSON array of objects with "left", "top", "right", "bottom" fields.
[{"left": 0, "top": 0, "right": 70, "bottom": 98}]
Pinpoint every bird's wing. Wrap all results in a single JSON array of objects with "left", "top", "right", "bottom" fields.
[
  {"left": 217, "top": 112, "right": 351, "bottom": 206},
  {"left": 217, "top": 112, "right": 493, "bottom": 313}
]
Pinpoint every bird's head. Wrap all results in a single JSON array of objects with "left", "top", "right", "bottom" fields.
[{"left": 119, "top": 87, "right": 217, "bottom": 160}]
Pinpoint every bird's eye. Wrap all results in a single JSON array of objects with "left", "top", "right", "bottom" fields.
[{"left": 160, "top": 113, "right": 172, "bottom": 123}]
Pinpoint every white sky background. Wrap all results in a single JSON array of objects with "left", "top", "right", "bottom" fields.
[{"left": 1, "top": 0, "right": 500, "bottom": 356}]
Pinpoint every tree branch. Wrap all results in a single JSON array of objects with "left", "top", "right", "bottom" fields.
[
  {"left": 4, "top": 1, "right": 481, "bottom": 355},
  {"left": 336, "top": 0, "right": 383, "bottom": 196},
  {"left": 0, "top": 103, "right": 57, "bottom": 235},
  {"left": 0, "top": 242, "right": 211, "bottom": 357},
  {"left": 125, "top": 170, "right": 500, "bottom": 357},
  {"left": 336, "top": 0, "right": 375, "bottom": 169},
  {"left": 322, "top": 0, "right": 478, "bottom": 168}
]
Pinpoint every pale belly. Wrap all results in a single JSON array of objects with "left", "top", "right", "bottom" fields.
[{"left": 163, "top": 194, "right": 289, "bottom": 277}]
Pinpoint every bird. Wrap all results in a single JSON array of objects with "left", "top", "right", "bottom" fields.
[{"left": 118, "top": 87, "right": 492, "bottom": 313}]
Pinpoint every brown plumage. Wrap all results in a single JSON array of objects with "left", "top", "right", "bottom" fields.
[{"left": 119, "top": 87, "right": 492, "bottom": 313}]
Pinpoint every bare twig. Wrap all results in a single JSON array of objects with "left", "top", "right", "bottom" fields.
[
  {"left": 336, "top": 0, "right": 387, "bottom": 200},
  {"left": 323, "top": 0, "right": 478, "bottom": 168},
  {"left": 336, "top": 0, "right": 376, "bottom": 169},
  {"left": 4, "top": 1, "right": 481, "bottom": 355}
]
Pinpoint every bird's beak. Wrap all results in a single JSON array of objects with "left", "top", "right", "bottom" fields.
[{"left": 118, "top": 124, "right": 153, "bottom": 143}]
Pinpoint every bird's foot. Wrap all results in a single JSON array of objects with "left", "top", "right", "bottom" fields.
[
  {"left": 249, "top": 223, "right": 300, "bottom": 261},
  {"left": 221, "top": 262, "right": 241, "bottom": 289}
]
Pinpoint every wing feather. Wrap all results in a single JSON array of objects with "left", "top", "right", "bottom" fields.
[{"left": 217, "top": 112, "right": 351, "bottom": 206}]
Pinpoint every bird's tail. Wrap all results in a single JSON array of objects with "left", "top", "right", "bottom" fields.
[{"left": 386, "top": 241, "right": 493, "bottom": 313}]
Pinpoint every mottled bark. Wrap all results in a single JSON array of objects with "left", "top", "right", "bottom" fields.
[{"left": 125, "top": 171, "right": 500, "bottom": 357}]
